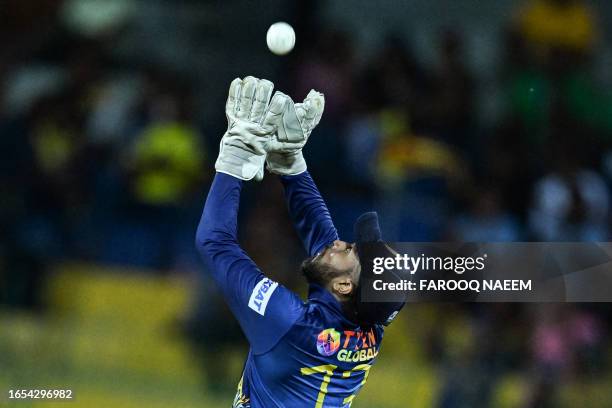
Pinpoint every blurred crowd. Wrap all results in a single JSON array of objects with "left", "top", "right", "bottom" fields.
[{"left": 1, "top": 0, "right": 611, "bottom": 406}]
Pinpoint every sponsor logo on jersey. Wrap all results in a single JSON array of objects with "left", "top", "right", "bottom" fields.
[
  {"left": 316, "top": 327, "right": 381, "bottom": 361},
  {"left": 336, "top": 328, "right": 379, "bottom": 362},
  {"left": 337, "top": 347, "right": 379, "bottom": 362},
  {"left": 248, "top": 278, "right": 278, "bottom": 316},
  {"left": 316, "top": 328, "right": 341, "bottom": 356}
]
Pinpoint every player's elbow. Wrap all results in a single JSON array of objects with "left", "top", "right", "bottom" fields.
[
  {"left": 195, "top": 224, "right": 233, "bottom": 259},
  {"left": 195, "top": 224, "right": 214, "bottom": 255}
]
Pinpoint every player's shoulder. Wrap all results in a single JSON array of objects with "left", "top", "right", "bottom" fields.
[{"left": 245, "top": 277, "right": 306, "bottom": 322}]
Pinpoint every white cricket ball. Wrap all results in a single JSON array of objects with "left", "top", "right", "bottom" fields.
[{"left": 266, "top": 22, "right": 295, "bottom": 55}]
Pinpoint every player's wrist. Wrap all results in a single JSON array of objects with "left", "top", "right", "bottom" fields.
[
  {"left": 266, "top": 151, "right": 307, "bottom": 176},
  {"left": 215, "top": 136, "right": 267, "bottom": 180}
]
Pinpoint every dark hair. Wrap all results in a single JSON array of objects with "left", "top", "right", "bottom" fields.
[{"left": 300, "top": 255, "right": 353, "bottom": 287}]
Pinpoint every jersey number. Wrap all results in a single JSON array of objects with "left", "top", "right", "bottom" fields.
[{"left": 300, "top": 364, "right": 371, "bottom": 408}]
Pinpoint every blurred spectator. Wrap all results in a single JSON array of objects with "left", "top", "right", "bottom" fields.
[
  {"left": 528, "top": 305, "right": 605, "bottom": 407},
  {"left": 375, "top": 110, "right": 464, "bottom": 188},
  {"left": 427, "top": 29, "right": 475, "bottom": 149},
  {"left": 103, "top": 75, "right": 207, "bottom": 270},
  {"left": 370, "top": 111, "right": 460, "bottom": 240},
  {"left": 86, "top": 75, "right": 143, "bottom": 148},
  {"left": 529, "top": 143, "right": 609, "bottom": 241},
  {"left": 528, "top": 305, "right": 571, "bottom": 407},
  {"left": 291, "top": 30, "right": 354, "bottom": 186},
  {"left": 449, "top": 185, "right": 522, "bottom": 241},
  {"left": 183, "top": 273, "right": 246, "bottom": 393},
  {"left": 360, "top": 35, "right": 429, "bottom": 113},
  {"left": 293, "top": 29, "right": 354, "bottom": 119},
  {"left": 343, "top": 110, "right": 381, "bottom": 192},
  {"left": 343, "top": 35, "right": 431, "bottom": 193},
  {"left": 127, "top": 92, "right": 203, "bottom": 207},
  {"left": 499, "top": 29, "right": 552, "bottom": 141},
  {"left": 515, "top": 0, "right": 598, "bottom": 66}
]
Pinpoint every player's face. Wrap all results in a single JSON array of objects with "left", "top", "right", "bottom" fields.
[{"left": 318, "top": 240, "right": 360, "bottom": 281}]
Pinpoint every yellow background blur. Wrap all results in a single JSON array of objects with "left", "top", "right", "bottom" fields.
[{"left": 2, "top": 264, "right": 611, "bottom": 408}]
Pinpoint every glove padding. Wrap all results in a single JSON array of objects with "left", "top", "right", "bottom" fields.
[
  {"left": 263, "top": 90, "right": 325, "bottom": 176},
  {"left": 215, "top": 76, "right": 274, "bottom": 181}
]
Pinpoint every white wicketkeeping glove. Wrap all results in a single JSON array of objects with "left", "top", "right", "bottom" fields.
[
  {"left": 262, "top": 89, "right": 325, "bottom": 176},
  {"left": 215, "top": 76, "right": 275, "bottom": 181}
]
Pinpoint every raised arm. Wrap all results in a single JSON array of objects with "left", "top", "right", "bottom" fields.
[
  {"left": 195, "top": 173, "right": 252, "bottom": 289},
  {"left": 195, "top": 77, "right": 304, "bottom": 355},
  {"left": 280, "top": 171, "right": 339, "bottom": 256},
  {"left": 259, "top": 89, "right": 333, "bottom": 256}
]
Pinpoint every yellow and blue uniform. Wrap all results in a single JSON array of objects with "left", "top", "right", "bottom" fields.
[{"left": 196, "top": 171, "right": 384, "bottom": 407}]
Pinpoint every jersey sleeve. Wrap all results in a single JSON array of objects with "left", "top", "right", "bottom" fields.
[
  {"left": 280, "top": 171, "right": 340, "bottom": 257},
  {"left": 195, "top": 173, "right": 304, "bottom": 354}
]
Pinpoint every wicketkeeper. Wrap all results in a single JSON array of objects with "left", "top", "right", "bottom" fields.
[{"left": 196, "top": 76, "right": 406, "bottom": 407}]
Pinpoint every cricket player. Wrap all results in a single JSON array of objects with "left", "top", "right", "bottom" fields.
[{"left": 196, "top": 76, "right": 405, "bottom": 407}]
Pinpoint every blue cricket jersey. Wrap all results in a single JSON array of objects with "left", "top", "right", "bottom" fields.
[{"left": 196, "top": 172, "right": 384, "bottom": 407}]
